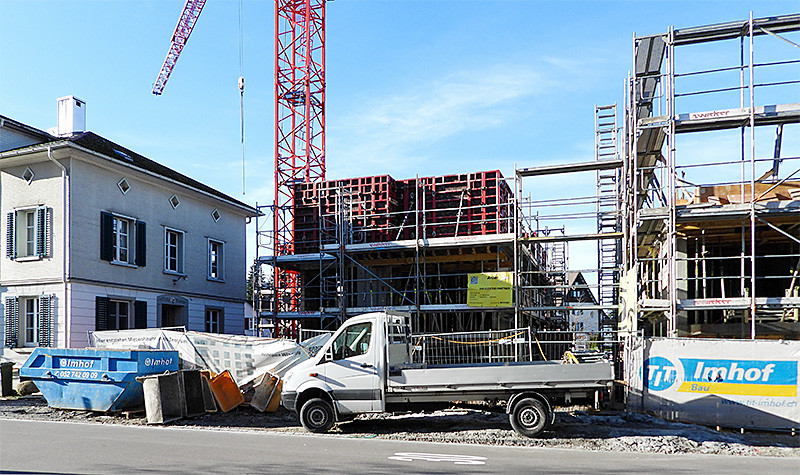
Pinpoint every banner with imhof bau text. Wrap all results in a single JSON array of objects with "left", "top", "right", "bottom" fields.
[
  {"left": 467, "top": 272, "right": 513, "bottom": 307},
  {"left": 628, "top": 337, "right": 800, "bottom": 430}
]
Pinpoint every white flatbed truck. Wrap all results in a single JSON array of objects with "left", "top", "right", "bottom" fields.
[{"left": 281, "top": 312, "right": 614, "bottom": 437}]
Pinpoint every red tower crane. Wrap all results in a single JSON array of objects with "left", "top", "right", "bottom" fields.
[
  {"left": 273, "top": 0, "right": 326, "bottom": 336},
  {"left": 152, "top": 0, "right": 208, "bottom": 95},
  {"left": 153, "top": 0, "right": 326, "bottom": 337}
]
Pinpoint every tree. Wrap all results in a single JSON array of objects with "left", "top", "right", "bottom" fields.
[{"left": 246, "top": 261, "right": 266, "bottom": 302}]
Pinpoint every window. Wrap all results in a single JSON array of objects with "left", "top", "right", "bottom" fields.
[
  {"left": 3, "top": 295, "right": 52, "bottom": 348},
  {"left": 208, "top": 239, "right": 224, "bottom": 281},
  {"left": 114, "top": 216, "right": 131, "bottom": 263},
  {"left": 100, "top": 211, "right": 146, "bottom": 266},
  {"left": 95, "top": 297, "right": 147, "bottom": 331},
  {"left": 117, "top": 178, "right": 131, "bottom": 194},
  {"left": 109, "top": 300, "right": 130, "bottom": 330},
  {"left": 23, "top": 298, "right": 39, "bottom": 346},
  {"left": 331, "top": 322, "right": 372, "bottom": 360},
  {"left": 205, "top": 308, "right": 223, "bottom": 333},
  {"left": 6, "top": 207, "right": 50, "bottom": 260},
  {"left": 164, "top": 228, "right": 185, "bottom": 274},
  {"left": 22, "top": 167, "right": 35, "bottom": 184},
  {"left": 24, "top": 210, "right": 35, "bottom": 256}
]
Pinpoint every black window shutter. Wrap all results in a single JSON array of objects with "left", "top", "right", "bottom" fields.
[
  {"left": 6, "top": 211, "right": 15, "bottom": 259},
  {"left": 100, "top": 212, "right": 114, "bottom": 261},
  {"left": 134, "top": 300, "right": 147, "bottom": 329},
  {"left": 38, "top": 295, "right": 52, "bottom": 347},
  {"left": 135, "top": 221, "right": 146, "bottom": 267},
  {"left": 4, "top": 297, "right": 19, "bottom": 348},
  {"left": 95, "top": 296, "right": 110, "bottom": 331},
  {"left": 36, "top": 206, "right": 48, "bottom": 257}
]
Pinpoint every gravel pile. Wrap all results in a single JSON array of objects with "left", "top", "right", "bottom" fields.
[{"left": 1, "top": 395, "right": 797, "bottom": 457}]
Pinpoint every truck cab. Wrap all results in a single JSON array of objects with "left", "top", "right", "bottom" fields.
[{"left": 281, "top": 312, "right": 406, "bottom": 431}]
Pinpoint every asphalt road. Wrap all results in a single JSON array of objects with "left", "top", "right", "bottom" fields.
[{"left": 1, "top": 419, "right": 798, "bottom": 474}]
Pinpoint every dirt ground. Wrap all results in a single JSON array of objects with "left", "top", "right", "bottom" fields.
[{"left": 1, "top": 395, "right": 797, "bottom": 457}]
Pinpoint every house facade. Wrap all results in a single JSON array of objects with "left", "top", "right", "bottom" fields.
[
  {"left": 1, "top": 102, "right": 258, "bottom": 349},
  {"left": 565, "top": 271, "right": 600, "bottom": 332}
]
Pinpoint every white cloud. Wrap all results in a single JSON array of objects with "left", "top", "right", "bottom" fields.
[{"left": 328, "top": 64, "right": 560, "bottom": 177}]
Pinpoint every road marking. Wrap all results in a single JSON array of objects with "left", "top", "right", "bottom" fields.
[{"left": 388, "top": 452, "right": 487, "bottom": 465}]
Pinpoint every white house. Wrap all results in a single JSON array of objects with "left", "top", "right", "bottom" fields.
[
  {"left": 1, "top": 97, "right": 258, "bottom": 349},
  {"left": 565, "top": 271, "right": 600, "bottom": 332}
]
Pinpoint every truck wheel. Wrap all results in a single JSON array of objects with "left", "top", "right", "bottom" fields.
[
  {"left": 300, "top": 398, "right": 335, "bottom": 433},
  {"left": 510, "top": 398, "right": 548, "bottom": 438}
]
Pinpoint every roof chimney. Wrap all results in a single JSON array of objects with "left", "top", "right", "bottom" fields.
[{"left": 56, "top": 95, "right": 86, "bottom": 137}]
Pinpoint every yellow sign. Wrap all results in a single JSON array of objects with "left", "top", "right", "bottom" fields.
[{"left": 467, "top": 272, "right": 513, "bottom": 307}]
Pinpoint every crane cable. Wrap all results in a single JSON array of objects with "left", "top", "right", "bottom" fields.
[{"left": 239, "top": 0, "right": 246, "bottom": 195}]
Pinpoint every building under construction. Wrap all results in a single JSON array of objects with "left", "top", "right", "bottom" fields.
[
  {"left": 623, "top": 13, "right": 800, "bottom": 339},
  {"left": 255, "top": 13, "right": 800, "bottom": 342}
]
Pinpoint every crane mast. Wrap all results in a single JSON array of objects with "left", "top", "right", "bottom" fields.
[
  {"left": 273, "top": 0, "right": 326, "bottom": 337},
  {"left": 152, "top": 0, "right": 208, "bottom": 95}
]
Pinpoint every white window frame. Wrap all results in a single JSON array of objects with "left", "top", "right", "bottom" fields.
[
  {"left": 164, "top": 227, "right": 185, "bottom": 275},
  {"left": 205, "top": 308, "right": 222, "bottom": 333},
  {"left": 11, "top": 207, "right": 46, "bottom": 260},
  {"left": 207, "top": 238, "right": 224, "bottom": 282},
  {"left": 111, "top": 213, "right": 136, "bottom": 266},
  {"left": 21, "top": 297, "right": 40, "bottom": 347},
  {"left": 108, "top": 299, "right": 131, "bottom": 331},
  {"left": 23, "top": 209, "right": 36, "bottom": 257}
]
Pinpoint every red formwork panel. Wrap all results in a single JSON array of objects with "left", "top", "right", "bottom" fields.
[
  {"left": 293, "top": 170, "right": 513, "bottom": 251},
  {"left": 294, "top": 175, "right": 406, "bottom": 251},
  {"left": 400, "top": 170, "right": 511, "bottom": 239}
]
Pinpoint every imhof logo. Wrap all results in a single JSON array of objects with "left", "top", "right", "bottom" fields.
[{"left": 645, "top": 357, "right": 797, "bottom": 397}]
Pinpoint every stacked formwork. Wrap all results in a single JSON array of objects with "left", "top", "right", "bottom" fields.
[
  {"left": 294, "top": 175, "right": 404, "bottom": 253},
  {"left": 401, "top": 170, "right": 513, "bottom": 239},
  {"left": 293, "top": 170, "right": 513, "bottom": 254}
]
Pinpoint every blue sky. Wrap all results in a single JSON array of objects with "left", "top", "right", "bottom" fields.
[{"left": 2, "top": 0, "right": 798, "bottom": 270}]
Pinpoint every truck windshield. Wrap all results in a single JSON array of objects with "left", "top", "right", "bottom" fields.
[{"left": 331, "top": 322, "right": 372, "bottom": 360}]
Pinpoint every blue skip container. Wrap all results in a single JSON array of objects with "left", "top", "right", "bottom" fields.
[{"left": 20, "top": 348, "right": 179, "bottom": 412}]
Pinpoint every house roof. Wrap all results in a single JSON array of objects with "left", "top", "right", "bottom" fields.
[
  {"left": 565, "top": 271, "right": 599, "bottom": 305},
  {"left": 0, "top": 114, "right": 259, "bottom": 216},
  {"left": 0, "top": 115, "right": 54, "bottom": 143},
  {"left": 67, "top": 132, "right": 258, "bottom": 215}
]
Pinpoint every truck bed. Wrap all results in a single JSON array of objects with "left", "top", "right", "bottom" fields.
[{"left": 386, "top": 360, "right": 613, "bottom": 403}]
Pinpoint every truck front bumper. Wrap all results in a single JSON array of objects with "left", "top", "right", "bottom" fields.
[{"left": 281, "top": 390, "right": 298, "bottom": 412}]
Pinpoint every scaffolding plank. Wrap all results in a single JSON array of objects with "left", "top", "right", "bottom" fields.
[
  {"left": 634, "top": 36, "right": 666, "bottom": 120},
  {"left": 679, "top": 297, "right": 800, "bottom": 310},
  {"left": 516, "top": 159, "right": 622, "bottom": 177},
  {"left": 320, "top": 232, "right": 516, "bottom": 252},
  {"left": 521, "top": 232, "right": 623, "bottom": 243},
  {"left": 674, "top": 103, "right": 800, "bottom": 133},
  {"left": 259, "top": 253, "right": 336, "bottom": 264},
  {"left": 672, "top": 13, "right": 800, "bottom": 45}
]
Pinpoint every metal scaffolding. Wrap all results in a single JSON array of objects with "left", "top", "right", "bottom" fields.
[
  {"left": 256, "top": 171, "right": 550, "bottom": 335},
  {"left": 623, "top": 13, "right": 800, "bottom": 339}
]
